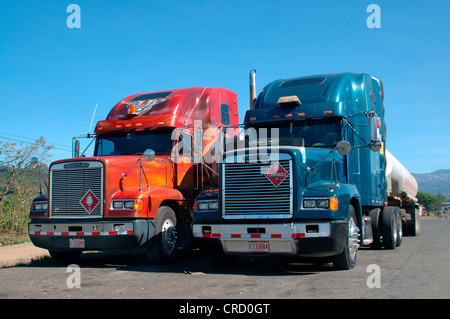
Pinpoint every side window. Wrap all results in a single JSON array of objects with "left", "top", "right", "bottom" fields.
[
  {"left": 220, "top": 104, "right": 230, "bottom": 125},
  {"left": 96, "top": 138, "right": 116, "bottom": 156}
]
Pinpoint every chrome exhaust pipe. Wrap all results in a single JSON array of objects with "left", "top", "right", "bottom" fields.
[{"left": 249, "top": 69, "right": 257, "bottom": 110}]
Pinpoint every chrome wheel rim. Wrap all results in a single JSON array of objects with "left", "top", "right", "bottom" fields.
[
  {"left": 161, "top": 219, "right": 177, "bottom": 254},
  {"left": 348, "top": 216, "right": 360, "bottom": 261}
]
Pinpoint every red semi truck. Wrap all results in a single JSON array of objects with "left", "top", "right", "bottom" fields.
[{"left": 29, "top": 87, "right": 238, "bottom": 264}]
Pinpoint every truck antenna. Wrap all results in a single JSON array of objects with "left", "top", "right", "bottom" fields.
[{"left": 88, "top": 103, "right": 98, "bottom": 134}]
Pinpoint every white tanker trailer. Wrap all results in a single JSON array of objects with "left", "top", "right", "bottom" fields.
[{"left": 385, "top": 150, "right": 421, "bottom": 236}]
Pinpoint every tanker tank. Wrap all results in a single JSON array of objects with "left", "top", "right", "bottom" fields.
[{"left": 385, "top": 150, "right": 418, "bottom": 201}]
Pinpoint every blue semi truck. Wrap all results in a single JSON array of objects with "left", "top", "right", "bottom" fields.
[{"left": 193, "top": 71, "right": 420, "bottom": 270}]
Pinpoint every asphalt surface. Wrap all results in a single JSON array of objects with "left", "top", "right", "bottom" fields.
[{"left": 1, "top": 218, "right": 449, "bottom": 300}]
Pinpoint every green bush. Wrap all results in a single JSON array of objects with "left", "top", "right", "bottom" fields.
[{"left": 0, "top": 193, "right": 33, "bottom": 233}]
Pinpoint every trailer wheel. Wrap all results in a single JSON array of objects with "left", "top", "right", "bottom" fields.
[
  {"left": 381, "top": 206, "right": 400, "bottom": 249},
  {"left": 396, "top": 209, "right": 403, "bottom": 247},
  {"left": 146, "top": 206, "right": 179, "bottom": 264},
  {"left": 49, "top": 250, "right": 82, "bottom": 264},
  {"left": 333, "top": 205, "right": 359, "bottom": 270},
  {"left": 369, "top": 208, "right": 382, "bottom": 249},
  {"left": 408, "top": 208, "right": 420, "bottom": 236}
]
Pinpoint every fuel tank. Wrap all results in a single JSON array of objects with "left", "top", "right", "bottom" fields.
[{"left": 385, "top": 150, "right": 418, "bottom": 200}]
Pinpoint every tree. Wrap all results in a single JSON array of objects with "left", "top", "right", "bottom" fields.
[
  {"left": 435, "top": 192, "right": 446, "bottom": 211},
  {"left": 416, "top": 192, "right": 438, "bottom": 211},
  {"left": 0, "top": 137, "right": 54, "bottom": 206}
]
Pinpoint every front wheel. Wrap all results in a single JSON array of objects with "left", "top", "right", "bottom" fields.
[
  {"left": 146, "top": 206, "right": 180, "bottom": 264},
  {"left": 333, "top": 205, "right": 360, "bottom": 270}
]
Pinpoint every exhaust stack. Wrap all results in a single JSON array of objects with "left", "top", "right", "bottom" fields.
[{"left": 249, "top": 69, "right": 257, "bottom": 110}]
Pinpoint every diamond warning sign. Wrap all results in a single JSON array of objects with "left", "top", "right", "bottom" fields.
[
  {"left": 265, "top": 162, "right": 288, "bottom": 187},
  {"left": 79, "top": 189, "right": 100, "bottom": 214}
]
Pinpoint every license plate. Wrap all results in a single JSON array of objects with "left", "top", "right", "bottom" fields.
[
  {"left": 249, "top": 241, "right": 269, "bottom": 252},
  {"left": 69, "top": 238, "right": 85, "bottom": 249}
]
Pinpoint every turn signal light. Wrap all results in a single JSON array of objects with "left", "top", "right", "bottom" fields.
[
  {"left": 134, "top": 199, "right": 144, "bottom": 210},
  {"left": 330, "top": 197, "right": 339, "bottom": 211}
]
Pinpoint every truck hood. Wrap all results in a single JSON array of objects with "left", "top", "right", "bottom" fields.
[{"left": 50, "top": 155, "right": 174, "bottom": 195}]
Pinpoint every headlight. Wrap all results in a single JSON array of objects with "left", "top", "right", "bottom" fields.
[
  {"left": 208, "top": 201, "right": 219, "bottom": 210},
  {"left": 197, "top": 200, "right": 219, "bottom": 211},
  {"left": 113, "top": 201, "right": 124, "bottom": 209},
  {"left": 33, "top": 201, "right": 48, "bottom": 211},
  {"left": 302, "top": 198, "right": 338, "bottom": 211},
  {"left": 198, "top": 202, "right": 209, "bottom": 210},
  {"left": 303, "top": 199, "right": 317, "bottom": 209},
  {"left": 316, "top": 199, "right": 329, "bottom": 209},
  {"left": 111, "top": 199, "right": 143, "bottom": 210}
]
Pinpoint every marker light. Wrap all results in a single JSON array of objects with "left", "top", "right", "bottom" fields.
[
  {"left": 277, "top": 95, "right": 301, "bottom": 107},
  {"left": 128, "top": 104, "right": 137, "bottom": 114}
]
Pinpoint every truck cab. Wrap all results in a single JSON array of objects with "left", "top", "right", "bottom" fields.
[
  {"left": 29, "top": 87, "right": 238, "bottom": 264},
  {"left": 193, "top": 72, "right": 418, "bottom": 270}
]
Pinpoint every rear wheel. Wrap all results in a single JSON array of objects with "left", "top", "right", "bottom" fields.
[
  {"left": 369, "top": 208, "right": 382, "bottom": 249},
  {"left": 333, "top": 205, "right": 360, "bottom": 270},
  {"left": 381, "top": 206, "right": 400, "bottom": 249},
  {"left": 146, "top": 206, "right": 180, "bottom": 264},
  {"left": 396, "top": 209, "right": 403, "bottom": 247},
  {"left": 408, "top": 208, "right": 420, "bottom": 236}
]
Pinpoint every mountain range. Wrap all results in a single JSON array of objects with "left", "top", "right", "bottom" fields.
[{"left": 412, "top": 169, "right": 450, "bottom": 200}]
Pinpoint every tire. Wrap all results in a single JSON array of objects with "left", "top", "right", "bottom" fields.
[
  {"left": 333, "top": 205, "right": 360, "bottom": 270},
  {"left": 369, "top": 208, "right": 382, "bottom": 249},
  {"left": 49, "top": 250, "right": 82, "bottom": 264},
  {"left": 146, "top": 206, "right": 180, "bottom": 264},
  {"left": 381, "top": 206, "right": 399, "bottom": 249},
  {"left": 408, "top": 208, "right": 420, "bottom": 236},
  {"left": 396, "top": 209, "right": 403, "bottom": 247}
]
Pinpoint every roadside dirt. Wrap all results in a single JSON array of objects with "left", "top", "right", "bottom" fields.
[{"left": 0, "top": 242, "right": 49, "bottom": 268}]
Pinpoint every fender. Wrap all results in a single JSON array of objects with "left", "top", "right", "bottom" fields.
[
  {"left": 141, "top": 187, "right": 185, "bottom": 218},
  {"left": 334, "top": 183, "right": 363, "bottom": 244},
  {"left": 302, "top": 181, "right": 361, "bottom": 222}
]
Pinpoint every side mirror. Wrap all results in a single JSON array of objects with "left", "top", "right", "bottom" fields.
[
  {"left": 74, "top": 140, "right": 81, "bottom": 157},
  {"left": 335, "top": 141, "right": 352, "bottom": 156},
  {"left": 368, "top": 113, "right": 382, "bottom": 152},
  {"left": 143, "top": 149, "right": 155, "bottom": 162}
]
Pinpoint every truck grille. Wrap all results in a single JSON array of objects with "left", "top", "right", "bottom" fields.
[
  {"left": 50, "top": 161, "right": 103, "bottom": 218},
  {"left": 223, "top": 157, "right": 293, "bottom": 218}
]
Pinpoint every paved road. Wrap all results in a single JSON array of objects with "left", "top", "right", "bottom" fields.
[{"left": 1, "top": 218, "right": 449, "bottom": 300}]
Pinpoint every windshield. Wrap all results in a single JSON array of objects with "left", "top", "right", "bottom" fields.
[
  {"left": 94, "top": 129, "right": 173, "bottom": 156},
  {"left": 304, "top": 148, "right": 346, "bottom": 185},
  {"left": 235, "top": 118, "right": 342, "bottom": 148}
]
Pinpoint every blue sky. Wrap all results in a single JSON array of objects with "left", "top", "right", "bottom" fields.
[{"left": 0, "top": 0, "right": 449, "bottom": 174}]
